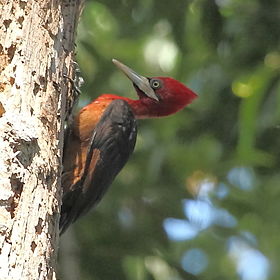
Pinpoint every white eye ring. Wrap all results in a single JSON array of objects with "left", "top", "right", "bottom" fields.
[{"left": 151, "top": 79, "right": 161, "bottom": 89}]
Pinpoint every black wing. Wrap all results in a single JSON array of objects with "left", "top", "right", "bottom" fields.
[{"left": 60, "top": 99, "right": 137, "bottom": 234}]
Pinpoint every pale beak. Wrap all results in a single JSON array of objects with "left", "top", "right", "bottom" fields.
[{"left": 112, "top": 59, "right": 159, "bottom": 101}]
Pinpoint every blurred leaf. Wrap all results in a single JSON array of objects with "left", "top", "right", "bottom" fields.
[{"left": 59, "top": 1, "right": 280, "bottom": 280}]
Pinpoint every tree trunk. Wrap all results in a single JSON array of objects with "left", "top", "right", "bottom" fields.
[{"left": 0, "top": 0, "right": 83, "bottom": 278}]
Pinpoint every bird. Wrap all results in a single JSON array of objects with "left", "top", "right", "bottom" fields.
[{"left": 60, "top": 59, "right": 197, "bottom": 233}]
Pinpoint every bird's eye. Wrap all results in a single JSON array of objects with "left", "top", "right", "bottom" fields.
[{"left": 150, "top": 79, "right": 162, "bottom": 89}]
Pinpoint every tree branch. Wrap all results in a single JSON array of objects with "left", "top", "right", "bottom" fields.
[{"left": 0, "top": 0, "right": 83, "bottom": 278}]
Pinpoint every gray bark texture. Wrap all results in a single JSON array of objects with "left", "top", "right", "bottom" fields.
[{"left": 0, "top": 0, "right": 83, "bottom": 279}]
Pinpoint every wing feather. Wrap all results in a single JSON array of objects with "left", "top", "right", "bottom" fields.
[{"left": 60, "top": 99, "right": 137, "bottom": 234}]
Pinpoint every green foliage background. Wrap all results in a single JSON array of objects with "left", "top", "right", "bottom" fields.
[{"left": 60, "top": 0, "right": 280, "bottom": 279}]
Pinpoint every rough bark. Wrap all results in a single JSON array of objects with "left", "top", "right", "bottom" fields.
[{"left": 0, "top": 0, "right": 83, "bottom": 279}]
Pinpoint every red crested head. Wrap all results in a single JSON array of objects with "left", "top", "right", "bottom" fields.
[
  {"left": 132, "top": 76, "right": 197, "bottom": 117},
  {"left": 112, "top": 59, "right": 198, "bottom": 118}
]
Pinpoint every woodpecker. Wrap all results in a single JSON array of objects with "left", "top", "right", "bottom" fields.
[{"left": 60, "top": 59, "right": 197, "bottom": 233}]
